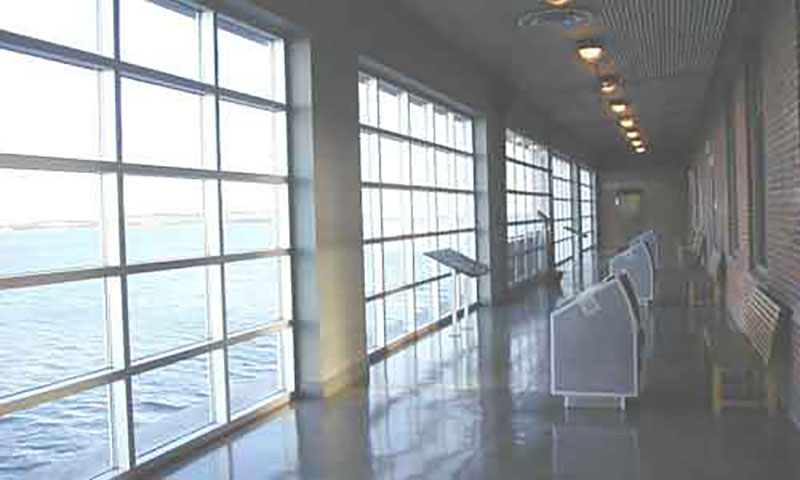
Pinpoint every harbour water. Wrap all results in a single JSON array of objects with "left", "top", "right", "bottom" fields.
[{"left": 0, "top": 225, "right": 466, "bottom": 479}]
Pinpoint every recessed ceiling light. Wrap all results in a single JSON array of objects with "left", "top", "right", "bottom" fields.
[
  {"left": 600, "top": 78, "right": 617, "bottom": 95},
  {"left": 578, "top": 43, "right": 604, "bottom": 63},
  {"left": 631, "top": 139, "right": 644, "bottom": 147},
  {"left": 610, "top": 101, "right": 628, "bottom": 114},
  {"left": 619, "top": 117, "right": 636, "bottom": 129},
  {"left": 546, "top": 0, "right": 572, "bottom": 6},
  {"left": 516, "top": 7, "right": 595, "bottom": 28},
  {"left": 626, "top": 130, "right": 641, "bottom": 139},
  {"left": 635, "top": 146, "right": 647, "bottom": 154}
]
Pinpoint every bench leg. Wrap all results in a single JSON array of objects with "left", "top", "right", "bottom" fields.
[
  {"left": 712, "top": 366, "right": 724, "bottom": 416},
  {"left": 766, "top": 371, "right": 779, "bottom": 416}
]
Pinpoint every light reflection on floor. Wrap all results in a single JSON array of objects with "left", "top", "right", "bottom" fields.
[{"left": 163, "top": 273, "right": 800, "bottom": 480}]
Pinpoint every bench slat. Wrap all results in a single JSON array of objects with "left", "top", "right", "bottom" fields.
[{"left": 741, "top": 288, "right": 781, "bottom": 366}]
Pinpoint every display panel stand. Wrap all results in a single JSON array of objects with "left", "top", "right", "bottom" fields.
[{"left": 424, "top": 249, "right": 489, "bottom": 337}]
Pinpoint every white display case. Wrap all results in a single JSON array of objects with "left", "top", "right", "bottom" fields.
[
  {"left": 610, "top": 241, "right": 655, "bottom": 306},
  {"left": 633, "top": 230, "right": 659, "bottom": 269},
  {"left": 550, "top": 274, "right": 641, "bottom": 409}
]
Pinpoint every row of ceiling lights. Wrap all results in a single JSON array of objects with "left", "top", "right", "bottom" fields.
[
  {"left": 546, "top": 0, "right": 647, "bottom": 155},
  {"left": 576, "top": 42, "right": 646, "bottom": 154}
]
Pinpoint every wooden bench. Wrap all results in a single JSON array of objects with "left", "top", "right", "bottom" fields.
[
  {"left": 687, "top": 250, "right": 723, "bottom": 308},
  {"left": 704, "top": 286, "right": 783, "bottom": 415},
  {"left": 679, "top": 230, "right": 706, "bottom": 268}
]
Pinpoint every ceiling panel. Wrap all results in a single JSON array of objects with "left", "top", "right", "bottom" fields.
[{"left": 395, "top": 0, "right": 733, "bottom": 164}]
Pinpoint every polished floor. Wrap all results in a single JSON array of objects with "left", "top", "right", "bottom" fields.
[{"left": 161, "top": 274, "right": 800, "bottom": 479}]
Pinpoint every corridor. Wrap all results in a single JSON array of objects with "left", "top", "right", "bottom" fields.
[{"left": 164, "top": 274, "right": 800, "bottom": 479}]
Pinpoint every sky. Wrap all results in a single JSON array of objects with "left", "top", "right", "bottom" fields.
[{"left": 0, "top": 0, "right": 286, "bottom": 226}]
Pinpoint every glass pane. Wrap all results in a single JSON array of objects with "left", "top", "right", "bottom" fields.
[
  {"left": 534, "top": 170, "right": 549, "bottom": 193},
  {"left": 434, "top": 107, "right": 452, "bottom": 147},
  {"left": 125, "top": 177, "right": 208, "bottom": 263},
  {"left": 0, "top": 50, "right": 102, "bottom": 159},
  {"left": 415, "top": 283, "right": 436, "bottom": 329},
  {"left": 385, "top": 289, "right": 413, "bottom": 342},
  {"left": 363, "top": 244, "right": 384, "bottom": 298},
  {"left": 506, "top": 195, "right": 516, "bottom": 223},
  {"left": 133, "top": 354, "right": 212, "bottom": 455},
  {"left": 223, "top": 182, "right": 289, "bottom": 253},
  {"left": 380, "top": 136, "right": 410, "bottom": 184},
  {"left": 0, "top": 280, "right": 107, "bottom": 398},
  {"left": 358, "top": 74, "right": 378, "bottom": 126},
  {"left": 218, "top": 19, "right": 285, "bottom": 102},
  {"left": 128, "top": 266, "right": 209, "bottom": 360},
  {"left": 438, "top": 275, "right": 453, "bottom": 318},
  {"left": 378, "top": 83, "right": 407, "bottom": 134},
  {"left": 436, "top": 192, "right": 457, "bottom": 232},
  {"left": 360, "top": 131, "right": 380, "bottom": 183},
  {"left": 411, "top": 143, "right": 436, "bottom": 186},
  {"left": 122, "top": 79, "right": 202, "bottom": 168},
  {"left": 0, "top": 170, "right": 103, "bottom": 276},
  {"left": 435, "top": 150, "right": 455, "bottom": 189},
  {"left": 457, "top": 194, "right": 475, "bottom": 230},
  {"left": 409, "top": 96, "right": 433, "bottom": 141},
  {"left": 362, "top": 188, "right": 382, "bottom": 240},
  {"left": 414, "top": 237, "right": 438, "bottom": 283},
  {"left": 229, "top": 333, "right": 282, "bottom": 414},
  {"left": 226, "top": 257, "right": 286, "bottom": 334},
  {"left": 365, "top": 299, "right": 384, "bottom": 351},
  {"left": 456, "top": 155, "right": 474, "bottom": 190},
  {"left": 382, "top": 189, "right": 412, "bottom": 238},
  {"left": 412, "top": 191, "right": 435, "bottom": 234},
  {"left": 553, "top": 157, "right": 571, "bottom": 179},
  {"left": 453, "top": 115, "right": 473, "bottom": 153},
  {"left": 506, "top": 163, "right": 516, "bottom": 192},
  {"left": 121, "top": 0, "right": 200, "bottom": 79},
  {"left": 0, "top": 385, "right": 112, "bottom": 479},
  {"left": 383, "top": 240, "right": 412, "bottom": 291},
  {"left": 581, "top": 185, "right": 592, "bottom": 202},
  {"left": 220, "top": 101, "right": 287, "bottom": 175},
  {"left": 0, "top": 0, "right": 100, "bottom": 52},
  {"left": 533, "top": 143, "right": 549, "bottom": 168},
  {"left": 458, "top": 232, "right": 476, "bottom": 259}
]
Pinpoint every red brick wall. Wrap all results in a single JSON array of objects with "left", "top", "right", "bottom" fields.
[{"left": 690, "top": 0, "right": 800, "bottom": 422}]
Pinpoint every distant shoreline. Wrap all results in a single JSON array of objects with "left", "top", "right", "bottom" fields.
[{"left": 0, "top": 216, "right": 274, "bottom": 232}]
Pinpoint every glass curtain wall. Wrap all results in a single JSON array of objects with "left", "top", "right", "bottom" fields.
[
  {"left": 552, "top": 154, "right": 577, "bottom": 289},
  {"left": 578, "top": 167, "right": 598, "bottom": 288},
  {"left": 505, "top": 130, "right": 551, "bottom": 286},
  {"left": 0, "top": 2, "right": 293, "bottom": 477},
  {"left": 359, "top": 72, "right": 477, "bottom": 353}
]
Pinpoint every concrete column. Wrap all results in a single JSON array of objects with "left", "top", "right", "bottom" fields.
[
  {"left": 475, "top": 104, "right": 508, "bottom": 305},
  {"left": 289, "top": 35, "right": 367, "bottom": 398}
]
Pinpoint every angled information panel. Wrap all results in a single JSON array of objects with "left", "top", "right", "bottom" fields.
[{"left": 424, "top": 249, "right": 490, "bottom": 278}]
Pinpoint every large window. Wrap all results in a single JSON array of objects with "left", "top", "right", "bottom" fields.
[
  {"left": 578, "top": 167, "right": 598, "bottom": 287},
  {"left": 359, "top": 73, "right": 477, "bottom": 353},
  {"left": 746, "top": 52, "right": 767, "bottom": 269},
  {"left": 505, "top": 130, "right": 551, "bottom": 285},
  {"left": 0, "top": 2, "right": 292, "bottom": 478},
  {"left": 552, "top": 155, "right": 576, "bottom": 269},
  {"left": 726, "top": 99, "right": 740, "bottom": 254}
]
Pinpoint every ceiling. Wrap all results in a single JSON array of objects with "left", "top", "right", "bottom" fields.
[{"left": 395, "top": 0, "right": 734, "bottom": 164}]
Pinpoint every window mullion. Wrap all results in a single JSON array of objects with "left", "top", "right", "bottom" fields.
[
  {"left": 104, "top": 0, "right": 136, "bottom": 470},
  {"left": 198, "top": 9, "right": 230, "bottom": 426}
]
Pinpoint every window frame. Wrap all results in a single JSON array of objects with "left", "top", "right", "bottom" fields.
[
  {"left": 504, "top": 129, "right": 551, "bottom": 286},
  {"left": 745, "top": 46, "right": 767, "bottom": 272},
  {"left": 359, "top": 69, "right": 478, "bottom": 356},
  {"left": 0, "top": 2, "right": 294, "bottom": 476},
  {"left": 725, "top": 96, "right": 740, "bottom": 255}
]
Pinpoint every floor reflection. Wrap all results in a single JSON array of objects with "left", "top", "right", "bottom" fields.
[{"left": 164, "top": 273, "right": 800, "bottom": 480}]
